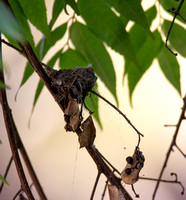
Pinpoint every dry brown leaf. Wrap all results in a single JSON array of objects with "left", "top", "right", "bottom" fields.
[
  {"left": 121, "top": 148, "right": 145, "bottom": 185},
  {"left": 108, "top": 184, "right": 125, "bottom": 200},
  {"left": 64, "top": 95, "right": 80, "bottom": 132},
  {"left": 78, "top": 115, "right": 96, "bottom": 148}
]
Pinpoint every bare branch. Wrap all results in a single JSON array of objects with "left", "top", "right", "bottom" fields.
[
  {"left": 152, "top": 95, "right": 186, "bottom": 199},
  {"left": 1, "top": 40, "right": 47, "bottom": 200},
  {"left": 90, "top": 170, "right": 102, "bottom": 200},
  {"left": 140, "top": 172, "right": 185, "bottom": 195},
  {"left": 0, "top": 62, "right": 35, "bottom": 200}
]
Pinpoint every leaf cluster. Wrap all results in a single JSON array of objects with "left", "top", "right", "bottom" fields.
[{"left": 0, "top": 0, "right": 185, "bottom": 126}]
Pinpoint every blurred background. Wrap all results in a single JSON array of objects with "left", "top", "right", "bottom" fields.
[{"left": 0, "top": 0, "right": 186, "bottom": 199}]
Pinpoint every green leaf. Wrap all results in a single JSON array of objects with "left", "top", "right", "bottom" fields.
[
  {"left": 0, "top": 174, "right": 8, "bottom": 185},
  {"left": 0, "top": 1, "right": 25, "bottom": 42},
  {"left": 0, "top": 80, "right": 10, "bottom": 89},
  {"left": 103, "top": 0, "right": 152, "bottom": 36},
  {"left": 65, "top": 0, "right": 80, "bottom": 15},
  {"left": 40, "top": 23, "right": 67, "bottom": 58},
  {"left": 0, "top": 80, "right": 6, "bottom": 89},
  {"left": 17, "top": 0, "right": 51, "bottom": 40},
  {"left": 158, "top": 46, "right": 181, "bottom": 95},
  {"left": 159, "top": 0, "right": 186, "bottom": 24},
  {"left": 49, "top": 0, "right": 65, "bottom": 29},
  {"left": 85, "top": 85, "right": 102, "bottom": 129},
  {"left": 126, "top": 31, "right": 163, "bottom": 102},
  {"left": 162, "top": 20, "right": 186, "bottom": 57},
  {"left": 51, "top": 23, "right": 67, "bottom": 45},
  {"left": 124, "top": 6, "right": 157, "bottom": 72},
  {"left": 70, "top": 22, "right": 117, "bottom": 103},
  {"left": 78, "top": 0, "right": 139, "bottom": 68},
  {"left": 8, "top": 0, "right": 34, "bottom": 47},
  {"left": 60, "top": 49, "right": 88, "bottom": 69},
  {"left": 18, "top": 62, "right": 35, "bottom": 89}
]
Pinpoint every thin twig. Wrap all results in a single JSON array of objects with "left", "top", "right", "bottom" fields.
[
  {"left": 12, "top": 187, "right": 23, "bottom": 200},
  {"left": 0, "top": 38, "right": 52, "bottom": 72},
  {"left": 164, "top": 124, "right": 177, "bottom": 127},
  {"left": 152, "top": 95, "right": 186, "bottom": 200},
  {"left": 140, "top": 173, "right": 184, "bottom": 195},
  {"left": 175, "top": 143, "right": 186, "bottom": 158},
  {"left": 90, "top": 170, "right": 102, "bottom": 200},
  {"left": 0, "top": 156, "right": 13, "bottom": 193},
  {"left": 131, "top": 184, "right": 139, "bottom": 198},
  {"left": 165, "top": 0, "right": 185, "bottom": 56},
  {"left": 90, "top": 90, "right": 144, "bottom": 146},
  {"left": 101, "top": 180, "right": 109, "bottom": 200}
]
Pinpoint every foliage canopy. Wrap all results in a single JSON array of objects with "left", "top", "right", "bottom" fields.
[{"left": 0, "top": 0, "right": 185, "bottom": 126}]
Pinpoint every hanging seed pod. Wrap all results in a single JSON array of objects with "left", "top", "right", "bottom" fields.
[{"left": 121, "top": 147, "right": 145, "bottom": 185}]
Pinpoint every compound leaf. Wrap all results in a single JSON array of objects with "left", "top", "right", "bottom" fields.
[{"left": 70, "top": 22, "right": 118, "bottom": 103}]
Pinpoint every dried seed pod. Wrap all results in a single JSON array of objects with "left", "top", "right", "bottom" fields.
[
  {"left": 64, "top": 95, "right": 80, "bottom": 132},
  {"left": 78, "top": 115, "right": 96, "bottom": 148},
  {"left": 126, "top": 156, "right": 133, "bottom": 165},
  {"left": 121, "top": 148, "right": 145, "bottom": 185}
]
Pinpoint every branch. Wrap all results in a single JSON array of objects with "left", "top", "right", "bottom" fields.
[
  {"left": 17, "top": 42, "right": 133, "bottom": 200},
  {"left": 85, "top": 145, "right": 132, "bottom": 200},
  {"left": 165, "top": 0, "right": 185, "bottom": 56},
  {"left": 0, "top": 41, "right": 47, "bottom": 199},
  {"left": 152, "top": 95, "right": 186, "bottom": 199},
  {"left": 140, "top": 172, "right": 184, "bottom": 195},
  {"left": 0, "top": 53, "right": 34, "bottom": 200}
]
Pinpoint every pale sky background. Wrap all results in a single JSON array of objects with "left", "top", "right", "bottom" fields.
[{"left": 0, "top": 0, "right": 186, "bottom": 200}]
